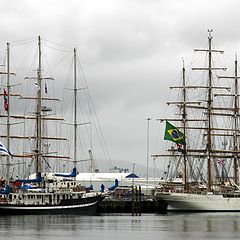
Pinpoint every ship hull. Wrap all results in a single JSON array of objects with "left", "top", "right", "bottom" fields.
[
  {"left": 155, "top": 192, "right": 240, "bottom": 212},
  {"left": 0, "top": 195, "right": 104, "bottom": 215}
]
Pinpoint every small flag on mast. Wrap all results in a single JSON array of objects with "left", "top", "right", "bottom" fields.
[
  {"left": 215, "top": 159, "right": 224, "bottom": 165},
  {"left": 35, "top": 82, "right": 40, "bottom": 91},
  {"left": 0, "top": 141, "right": 12, "bottom": 157},
  {"left": 3, "top": 89, "right": 8, "bottom": 111},
  {"left": 45, "top": 83, "right": 48, "bottom": 93}
]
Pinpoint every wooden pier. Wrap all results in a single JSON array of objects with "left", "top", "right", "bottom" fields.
[
  {"left": 97, "top": 186, "right": 167, "bottom": 214},
  {"left": 98, "top": 198, "right": 167, "bottom": 214}
]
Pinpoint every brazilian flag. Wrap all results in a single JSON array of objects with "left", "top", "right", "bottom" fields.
[{"left": 164, "top": 121, "right": 186, "bottom": 145}]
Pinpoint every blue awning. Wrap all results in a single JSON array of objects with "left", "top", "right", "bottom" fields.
[
  {"left": 55, "top": 167, "right": 77, "bottom": 177},
  {"left": 125, "top": 173, "right": 139, "bottom": 178}
]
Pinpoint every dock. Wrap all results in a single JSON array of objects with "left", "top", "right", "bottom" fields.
[
  {"left": 98, "top": 198, "right": 167, "bottom": 214},
  {"left": 97, "top": 186, "right": 167, "bottom": 214}
]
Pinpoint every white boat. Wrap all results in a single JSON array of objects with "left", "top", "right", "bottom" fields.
[
  {"left": 155, "top": 191, "right": 240, "bottom": 211},
  {"left": 153, "top": 30, "right": 240, "bottom": 211}
]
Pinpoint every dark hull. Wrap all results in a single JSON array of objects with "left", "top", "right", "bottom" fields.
[{"left": 0, "top": 195, "right": 104, "bottom": 215}]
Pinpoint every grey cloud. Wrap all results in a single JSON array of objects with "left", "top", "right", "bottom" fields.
[{"left": 0, "top": 0, "right": 239, "bottom": 176}]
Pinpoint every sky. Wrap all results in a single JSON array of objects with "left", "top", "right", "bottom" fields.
[{"left": 0, "top": 0, "right": 240, "bottom": 177}]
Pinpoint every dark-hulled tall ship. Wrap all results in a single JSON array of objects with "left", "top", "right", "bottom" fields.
[{"left": 0, "top": 37, "right": 104, "bottom": 214}]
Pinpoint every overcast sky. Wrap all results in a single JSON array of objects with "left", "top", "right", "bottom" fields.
[{"left": 1, "top": 0, "right": 240, "bottom": 176}]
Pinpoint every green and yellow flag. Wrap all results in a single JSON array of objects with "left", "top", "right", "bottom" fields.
[{"left": 164, "top": 121, "right": 186, "bottom": 145}]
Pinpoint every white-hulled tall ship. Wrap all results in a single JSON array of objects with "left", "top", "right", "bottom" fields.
[
  {"left": 0, "top": 37, "right": 104, "bottom": 214},
  {"left": 154, "top": 30, "right": 240, "bottom": 211}
]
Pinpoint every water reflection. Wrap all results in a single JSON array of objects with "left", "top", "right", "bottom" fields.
[
  {"left": 0, "top": 213, "right": 239, "bottom": 240},
  {"left": 166, "top": 212, "right": 240, "bottom": 239}
]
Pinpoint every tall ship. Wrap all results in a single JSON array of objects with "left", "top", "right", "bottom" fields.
[
  {"left": 154, "top": 30, "right": 240, "bottom": 211},
  {"left": 0, "top": 37, "right": 104, "bottom": 214}
]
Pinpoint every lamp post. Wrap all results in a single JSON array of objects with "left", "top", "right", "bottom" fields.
[
  {"left": 153, "top": 157, "right": 156, "bottom": 187},
  {"left": 132, "top": 162, "right": 135, "bottom": 186},
  {"left": 146, "top": 117, "right": 152, "bottom": 195}
]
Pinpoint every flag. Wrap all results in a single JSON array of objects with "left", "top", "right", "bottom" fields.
[
  {"left": 45, "top": 83, "right": 48, "bottom": 94},
  {"left": 35, "top": 82, "right": 40, "bottom": 91},
  {"left": 215, "top": 159, "right": 224, "bottom": 165},
  {"left": 177, "top": 143, "right": 185, "bottom": 153},
  {"left": 3, "top": 89, "right": 8, "bottom": 111},
  {"left": 0, "top": 141, "right": 12, "bottom": 157},
  {"left": 164, "top": 121, "right": 186, "bottom": 145}
]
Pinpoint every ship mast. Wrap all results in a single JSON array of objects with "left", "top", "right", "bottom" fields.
[
  {"left": 71, "top": 49, "right": 91, "bottom": 171},
  {"left": 73, "top": 48, "right": 77, "bottom": 168},
  {"left": 194, "top": 30, "right": 213, "bottom": 191},
  {"left": 217, "top": 54, "right": 240, "bottom": 185},
  {"left": 36, "top": 36, "right": 42, "bottom": 175},
  {"left": 193, "top": 30, "right": 225, "bottom": 191},
  {"left": 0, "top": 43, "right": 16, "bottom": 185},
  {"left": 6, "top": 43, "right": 11, "bottom": 184},
  {"left": 152, "top": 60, "right": 191, "bottom": 187},
  {"left": 182, "top": 60, "right": 187, "bottom": 191},
  {"left": 207, "top": 30, "right": 213, "bottom": 192},
  {"left": 233, "top": 56, "right": 239, "bottom": 185}
]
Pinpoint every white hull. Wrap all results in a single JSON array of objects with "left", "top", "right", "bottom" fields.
[{"left": 155, "top": 192, "right": 240, "bottom": 211}]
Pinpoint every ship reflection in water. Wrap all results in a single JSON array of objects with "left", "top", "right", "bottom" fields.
[{"left": 0, "top": 213, "right": 239, "bottom": 240}]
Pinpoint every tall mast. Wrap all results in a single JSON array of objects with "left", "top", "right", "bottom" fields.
[
  {"left": 207, "top": 30, "right": 213, "bottom": 192},
  {"left": 193, "top": 30, "right": 225, "bottom": 191},
  {"left": 182, "top": 59, "right": 187, "bottom": 191},
  {"left": 36, "top": 36, "right": 42, "bottom": 175},
  {"left": 0, "top": 43, "right": 16, "bottom": 185},
  {"left": 233, "top": 55, "right": 239, "bottom": 185},
  {"left": 6, "top": 43, "right": 10, "bottom": 185},
  {"left": 20, "top": 37, "right": 69, "bottom": 173},
  {"left": 73, "top": 48, "right": 77, "bottom": 168},
  {"left": 217, "top": 54, "right": 240, "bottom": 185},
  {"left": 72, "top": 49, "right": 90, "bottom": 171}
]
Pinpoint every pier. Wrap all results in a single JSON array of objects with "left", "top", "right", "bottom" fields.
[{"left": 97, "top": 186, "right": 167, "bottom": 214}]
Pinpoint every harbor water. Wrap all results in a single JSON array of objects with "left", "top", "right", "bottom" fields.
[{"left": 0, "top": 212, "right": 239, "bottom": 240}]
